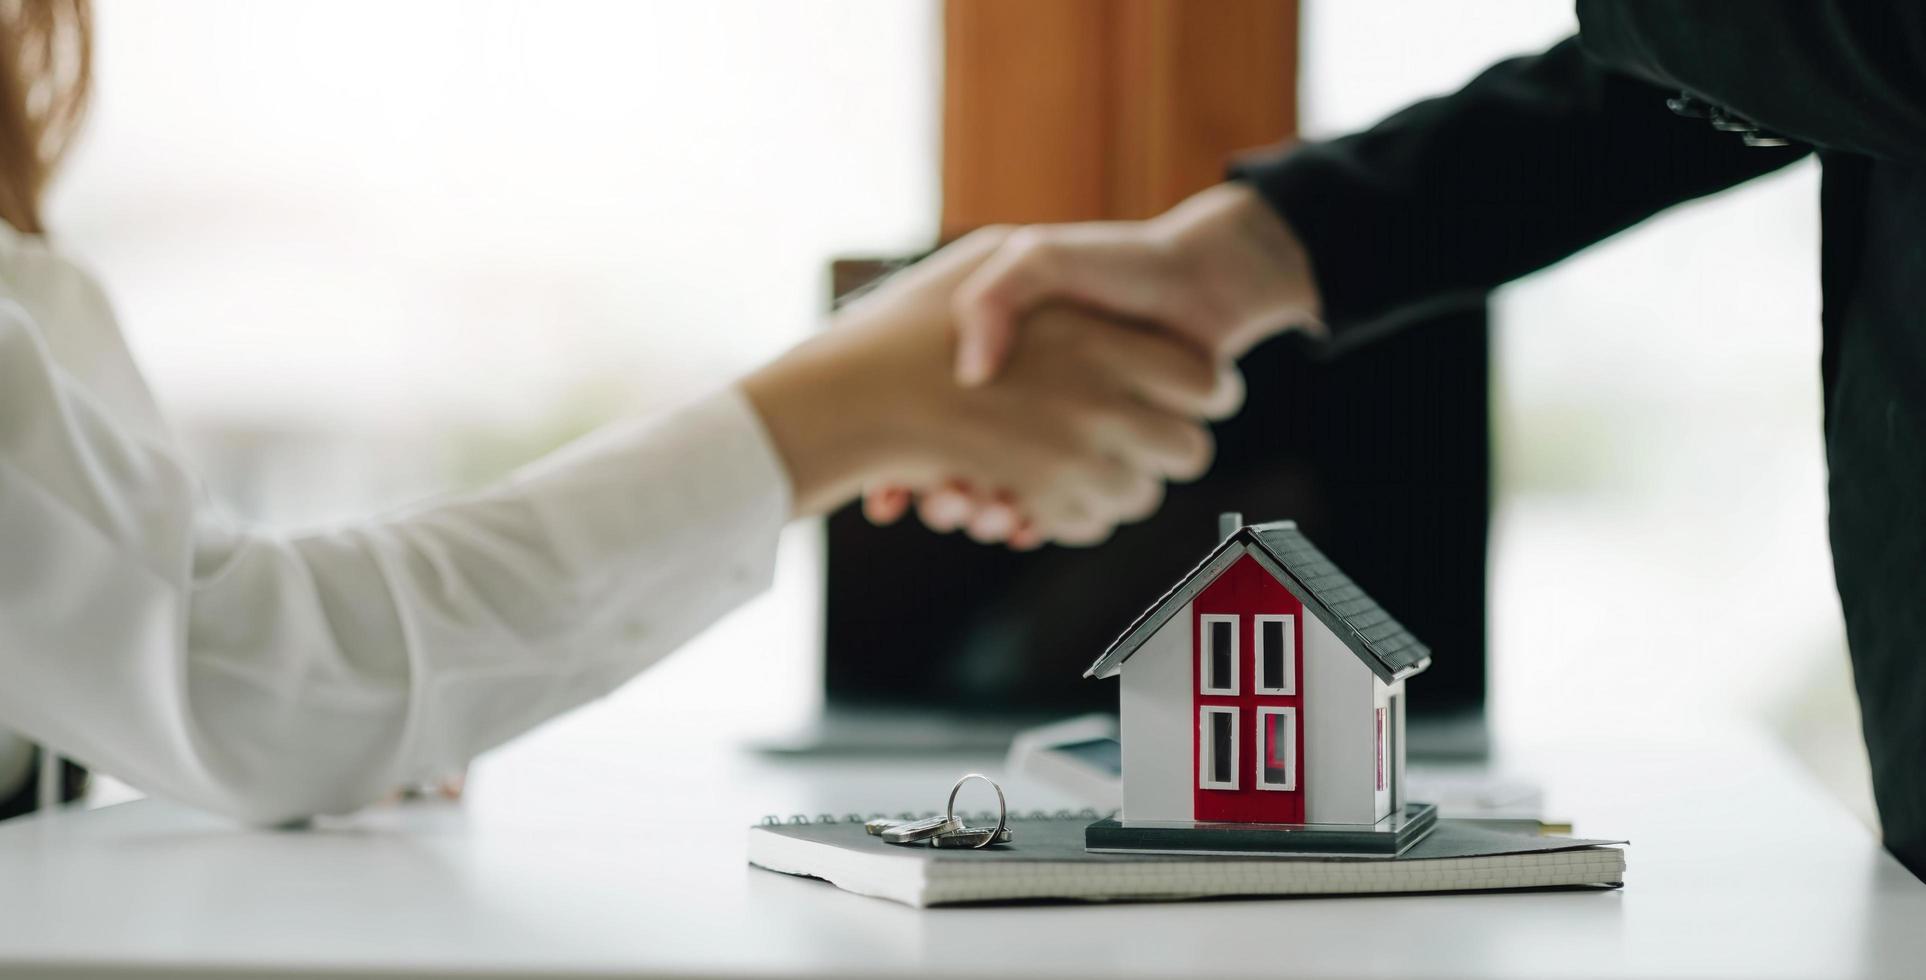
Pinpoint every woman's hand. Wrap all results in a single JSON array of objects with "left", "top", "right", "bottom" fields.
[{"left": 740, "top": 228, "right": 1241, "bottom": 547}]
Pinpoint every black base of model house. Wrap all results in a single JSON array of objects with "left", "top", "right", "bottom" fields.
[{"left": 1084, "top": 802, "right": 1439, "bottom": 857}]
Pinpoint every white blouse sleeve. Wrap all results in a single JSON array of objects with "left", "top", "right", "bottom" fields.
[{"left": 0, "top": 297, "right": 791, "bottom": 825}]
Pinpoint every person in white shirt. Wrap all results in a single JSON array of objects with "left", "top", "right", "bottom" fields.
[{"left": 0, "top": 1, "right": 1240, "bottom": 824}]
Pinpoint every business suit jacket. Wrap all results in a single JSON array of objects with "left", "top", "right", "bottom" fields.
[{"left": 1237, "top": 3, "right": 1926, "bottom": 877}]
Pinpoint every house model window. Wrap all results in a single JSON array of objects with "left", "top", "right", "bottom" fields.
[
  {"left": 1376, "top": 706, "right": 1389, "bottom": 792},
  {"left": 1257, "top": 706, "right": 1297, "bottom": 790},
  {"left": 1199, "top": 615, "right": 1238, "bottom": 694},
  {"left": 1198, "top": 706, "right": 1238, "bottom": 790},
  {"left": 1254, "top": 614, "right": 1295, "bottom": 694}
]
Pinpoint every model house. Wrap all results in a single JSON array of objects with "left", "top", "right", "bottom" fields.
[{"left": 1084, "top": 515, "right": 1435, "bottom": 854}]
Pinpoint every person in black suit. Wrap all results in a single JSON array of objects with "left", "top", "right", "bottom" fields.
[{"left": 873, "top": 3, "right": 1926, "bottom": 878}]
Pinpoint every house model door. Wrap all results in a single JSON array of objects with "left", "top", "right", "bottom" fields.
[{"left": 1192, "top": 555, "right": 1305, "bottom": 823}]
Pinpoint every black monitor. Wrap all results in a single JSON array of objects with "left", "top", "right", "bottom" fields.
[{"left": 820, "top": 282, "right": 1491, "bottom": 758}]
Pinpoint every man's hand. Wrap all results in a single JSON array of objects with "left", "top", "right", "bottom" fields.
[
  {"left": 954, "top": 182, "right": 1320, "bottom": 385},
  {"left": 865, "top": 182, "right": 1321, "bottom": 543}
]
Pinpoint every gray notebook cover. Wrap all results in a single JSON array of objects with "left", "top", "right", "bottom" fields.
[{"left": 749, "top": 815, "right": 1626, "bottom": 907}]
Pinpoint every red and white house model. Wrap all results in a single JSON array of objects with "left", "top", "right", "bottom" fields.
[{"left": 1083, "top": 515, "right": 1437, "bottom": 855}]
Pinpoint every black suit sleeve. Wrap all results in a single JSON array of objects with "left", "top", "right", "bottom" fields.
[
  {"left": 1233, "top": 38, "right": 1808, "bottom": 344},
  {"left": 1579, "top": 0, "right": 1926, "bottom": 165}
]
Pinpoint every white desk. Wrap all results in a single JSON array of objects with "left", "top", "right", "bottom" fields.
[{"left": 1, "top": 713, "right": 1921, "bottom": 979}]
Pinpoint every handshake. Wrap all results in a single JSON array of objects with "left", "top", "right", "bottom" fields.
[{"left": 741, "top": 183, "right": 1319, "bottom": 548}]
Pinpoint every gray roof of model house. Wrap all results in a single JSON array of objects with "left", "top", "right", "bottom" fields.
[{"left": 1083, "top": 520, "right": 1432, "bottom": 684}]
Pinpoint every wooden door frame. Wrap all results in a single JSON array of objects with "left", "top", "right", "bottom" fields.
[{"left": 941, "top": 0, "right": 1299, "bottom": 235}]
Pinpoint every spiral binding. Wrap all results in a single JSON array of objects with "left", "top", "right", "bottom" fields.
[{"left": 759, "top": 807, "right": 1112, "bottom": 827}]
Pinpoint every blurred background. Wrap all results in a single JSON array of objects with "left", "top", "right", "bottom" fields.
[{"left": 45, "top": 1, "right": 1866, "bottom": 824}]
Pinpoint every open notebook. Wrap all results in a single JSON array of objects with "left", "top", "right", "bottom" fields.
[{"left": 749, "top": 812, "right": 1625, "bottom": 907}]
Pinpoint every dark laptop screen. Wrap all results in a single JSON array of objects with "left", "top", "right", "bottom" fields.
[{"left": 823, "top": 312, "right": 1492, "bottom": 726}]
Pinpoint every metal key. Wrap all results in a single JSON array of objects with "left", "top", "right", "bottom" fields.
[
  {"left": 879, "top": 814, "right": 964, "bottom": 845},
  {"left": 931, "top": 826, "right": 1014, "bottom": 848},
  {"left": 872, "top": 773, "right": 1016, "bottom": 848}
]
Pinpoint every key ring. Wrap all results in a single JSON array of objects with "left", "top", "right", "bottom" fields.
[{"left": 944, "top": 773, "right": 1007, "bottom": 849}]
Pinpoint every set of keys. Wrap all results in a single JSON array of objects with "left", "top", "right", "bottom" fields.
[{"left": 865, "top": 773, "right": 1013, "bottom": 849}]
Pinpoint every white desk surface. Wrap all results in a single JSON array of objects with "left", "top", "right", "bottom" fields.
[{"left": 1, "top": 709, "right": 1922, "bottom": 980}]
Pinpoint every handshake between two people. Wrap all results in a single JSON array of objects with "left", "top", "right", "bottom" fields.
[{"left": 740, "top": 182, "right": 1322, "bottom": 549}]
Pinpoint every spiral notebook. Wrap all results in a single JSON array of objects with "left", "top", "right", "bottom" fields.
[{"left": 748, "top": 811, "right": 1625, "bottom": 908}]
